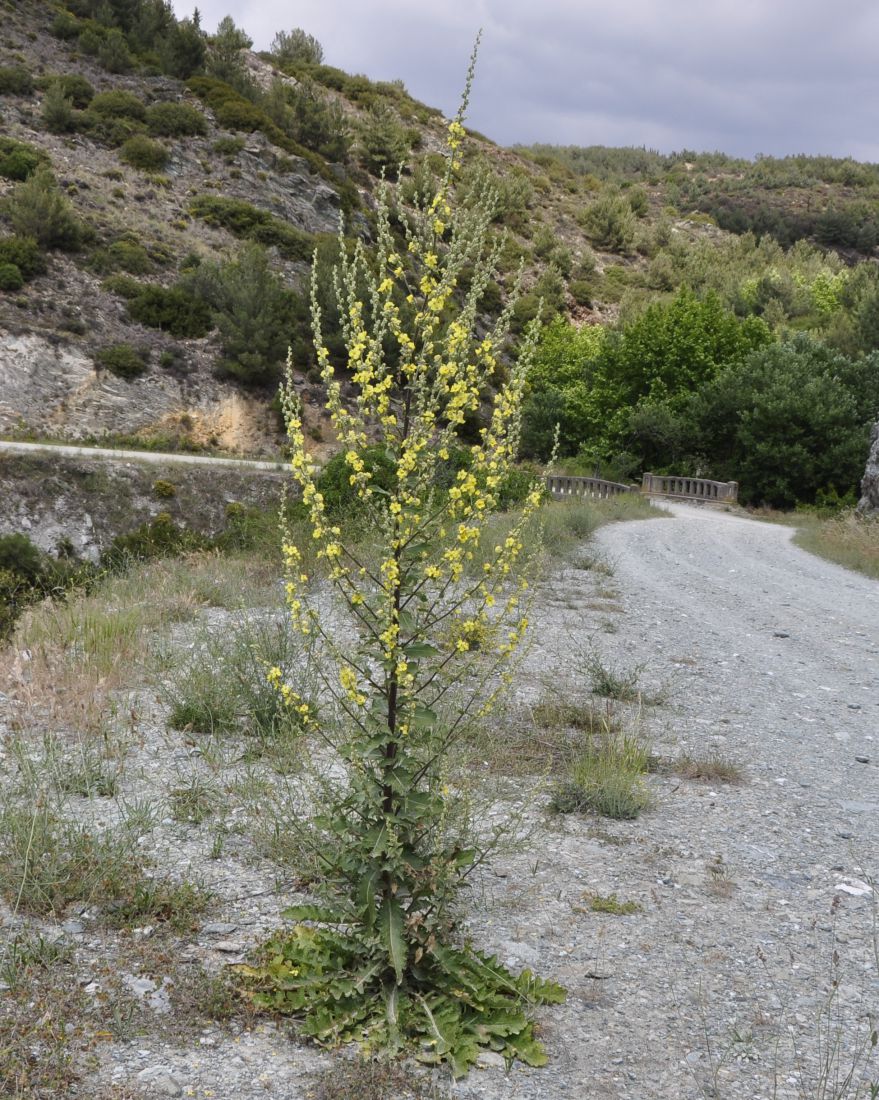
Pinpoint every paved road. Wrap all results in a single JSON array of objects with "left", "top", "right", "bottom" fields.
[{"left": 0, "top": 438, "right": 287, "bottom": 472}]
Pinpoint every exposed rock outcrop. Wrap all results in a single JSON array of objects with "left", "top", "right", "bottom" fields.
[{"left": 857, "top": 420, "right": 879, "bottom": 515}]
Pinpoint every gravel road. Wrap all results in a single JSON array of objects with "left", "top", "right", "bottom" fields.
[
  {"left": 0, "top": 438, "right": 286, "bottom": 471},
  {"left": 17, "top": 501, "right": 879, "bottom": 1100}
]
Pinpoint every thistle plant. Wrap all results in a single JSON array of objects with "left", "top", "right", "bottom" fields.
[{"left": 239, "top": 46, "right": 564, "bottom": 1076}]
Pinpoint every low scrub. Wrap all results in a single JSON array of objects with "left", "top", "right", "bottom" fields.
[
  {"left": 0, "top": 66, "right": 34, "bottom": 97},
  {"left": 145, "top": 100, "right": 207, "bottom": 137},
  {"left": 95, "top": 342, "right": 149, "bottom": 379},
  {"left": 189, "top": 194, "right": 317, "bottom": 261},
  {"left": 119, "top": 134, "right": 169, "bottom": 171},
  {"left": 0, "top": 136, "right": 48, "bottom": 181}
]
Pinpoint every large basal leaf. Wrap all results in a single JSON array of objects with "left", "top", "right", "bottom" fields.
[{"left": 378, "top": 895, "right": 407, "bottom": 983}]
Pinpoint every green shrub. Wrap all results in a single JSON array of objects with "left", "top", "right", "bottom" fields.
[
  {"left": 579, "top": 193, "right": 637, "bottom": 252},
  {"left": 188, "top": 195, "right": 316, "bottom": 261},
  {"left": 119, "top": 135, "right": 168, "bottom": 171},
  {"left": 37, "top": 73, "right": 94, "bottom": 108},
  {"left": 6, "top": 168, "right": 83, "bottom": 251},
  {"left": 0, "top": 262, "right": 23, "bottom": 291},
  {"left": 212, "top": 135, "right": 245, "bottom": 158},
  {"left": 0, "top": 236, "right": 46, "bottom": 280},
  {"left": 0, "top": 533, "right": 43, "bottom": 582},
  {"left": 214, "top": 97, "right": 264, "bottom": 132},
  {"left": 145, "top": 101, "right": 207, "bottom": 137},
  {"left": 88, "top": 90, "right": 146, "bottom": 121},
  {"left": 0, "top": 66, "right": 34, "bottom": 96},
  {"left": 50, "top": 10, "right": 81, "bottom": 39},
  {"left": 0, "top": 137, "right": 48, "bottom": 182},
  {"left": 102, "top": 272, "right": 143, "bottom": 299},
  {"left": 153, "top": 479, "right": 176, "bottom": 499},
  {"left": 359, "top": 103, "right": 410, "bottom": 178},
  {"left": 125, "top": 283, "right": 213, "bottom": 337},
  {"left": 89, "top": 238, "right": 152, "bottom": 275},
  {"left": 95, "top": 343, "right": 148, "bottom": 379},
  {"left": 41, "top": 81, "right": 76, "bottom": 133},
  {"left": 102, "top": 513, "right": 209, "bottom": 568},
  {"left": 270, "top": 27, "right": 324, "bottom": 66},
  {"left": 97, "top": 28, "right": 134, "bottom": 73}
]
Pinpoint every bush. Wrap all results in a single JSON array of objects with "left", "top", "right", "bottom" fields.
[
  {"left": 579, "top": 193, "right": 637, "bottom": 252},
  {"left": 0, "top": 235, "right": 46, "bottom": 280},
  {"left": 6, "top": 168, "right": 83, "bottom": 251},
  {"left": 50, "top": 10, "right": 81, "bottom": 39},
  {"left": 88, "top": 90, "right": 146, "bottom": 121},
  {"left": 188, "top": 195, "right": 316, "bottom": 261},
  {"left": 212, "top": 135, "right": 245, "bottom": 158},
  {"left": 359, "top": 103, "right": 410, "bottom": 178},
  {"left": 0, "top": 533, "right": 43, "bottom": 582},
  {"left": 0, "top": 262, "right": 23, "bottom": 291},
  {"left": 270, "top": 27, "right": 324, "bottom": 66},
  {"left": 95, "top": 343, "right": 148, "bottom": 379},
  {"left": 102, "top": 513, "right": 209, "bottom": 568},
  {"left": 37, "top": 73, "right": 94, "bottom": 108},
  {"left": 187, "top": 243, "right": 309, "bottom": 386},
  {"left": 145, "top": 101, "right": 207, "bottom": 137},
  {"left": 0, "top": 137, "right": 48, "bottom": 182},
  {"left": 89, "top": 238, "right": 152, "bottom": 275},
  {"left": 41, "top": 81, "right": 76, "bottom": 133},
  {"left": 97, "top": 28, "right": 134, "bottom": 73},
  {"left": 119, "top": 134, "right": 169, "bottom": 170},
  {"left": 214, "top": 97, "right": 264, "bottom": 132},
  {"left": 0, "top": 66, "right": 34, "bottom": 97},
  {"left": 125, "top": 283, "right": 213, "bottom": 337}
]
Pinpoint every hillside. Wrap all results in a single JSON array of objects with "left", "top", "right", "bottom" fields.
[{"left": 1, "top": 0, "right": 878, "bottom": 495}]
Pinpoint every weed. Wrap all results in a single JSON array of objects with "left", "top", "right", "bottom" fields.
[
  {"left": 579, "top": 891, "right": 642, "bottom": 915},
  {"left": 585, "top": 654, "right": 644, "bottom": 701},
  {"left": 104, "top": 879, "right": 210, "bottom": 932},
  {"left": 705, "top": 854, "right": 735, "bottom": 898},
  {"left": 551, "top": 728, "right": 652, "bottom": 820},
  {"left": 169, "top": 773, "right": 218, "bottom": 824},
  {"left": 673, "top": 751, "right": 744, "bottom": 784},
  {"left": 0, "top": 931, "right": 73, "bottom": 990}
]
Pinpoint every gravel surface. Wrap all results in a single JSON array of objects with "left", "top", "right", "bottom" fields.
[{"left": 5, "top": 502, "right": 879, "bottom": 1099}]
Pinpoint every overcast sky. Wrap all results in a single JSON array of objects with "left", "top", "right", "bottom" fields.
[{"left": 170, "top": 1, "right": 879, "bottom": 161}]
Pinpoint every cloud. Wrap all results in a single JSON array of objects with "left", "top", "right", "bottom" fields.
[{"left": 171, "top": 0, "right": 879, "bottom": 159}]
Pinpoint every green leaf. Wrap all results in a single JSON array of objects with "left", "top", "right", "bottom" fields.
[
  {"left": 379, "top": 895, "right": 406, "bottom": 983},
  {"left": 356, "top": 869, "right": 379, "bottom": 928},
  {"left": 410, "top": 703, "right": 438, "bottom": 731},
  {"left": 403, "top": 642, "right": 441, "bottom": 659}
]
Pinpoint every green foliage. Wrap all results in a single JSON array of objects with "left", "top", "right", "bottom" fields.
[
  {"left": 186, "top": 243, "right": 309, "bottom": 386},
  {"left": 0, "top": 262, "right": 23, "bottom": 291},
  {"left": 265, "top": 78, "right": 349, "bottom": 162},
  {"left": 690, "top": 336, "right": 879, "bottom": 507},
  {"left": 0, "top": 235, "right": 46, "bottom": 280},
  {"left": 97, "top": 27, "right": 134, "bottom": 72},
  {"left": 270, "top": 27, "right": 324, "bottom": 66},
  {"left": 41, "top": 81, "right": 77, "bottom": 133},
  {"left": 0, "top": 136, "right": 48, "bottom": 181},
  {"left": 579, "top": 192, "right": 637, "bottom": 252},
  {"left": 119, "top": 134, "right": 169, "bottom": 170},
  {"left": 37, "top": 72, "right": 94, "bottom": 108},
  {"left": 188, "top": 194, "right": 317, "bottom": 261},
  {"left": 102, "top": 512, "right": 209, "bottom": 568},
  {"left": 552, "top": 728, "right": 652, "bottom": 819},
  {"left": 158, "top": 15, "right": 206, "bottom": 79},
  {"left": 145, "top": 100, "right": 207, "bottom": 137},
  {"left": 152, "top": 478, "right": 177, "bottom": 499},
  {"left": 239, "top": 930, "right": 564, "bottom": 1077},
  {"left": 0, "top": 66, "right": 34, "bottom": 96},
  {"left": 123, "top": 281, "right": 213, "bottom": 337},
  {"left": 6, "top": 168, "right": 83, "bottom": 251},
  {"left": 359, "top": 103, "right": 411, "bottom": 178},
  {"left": 315, "top": 445, "right": 397, "bottom": 522},
  {"left": 0, "top": 533, "right": 43, "bottom": 582},
  {"left": 95, "top": 342, "right": 148, "bottom": 379},
  {"left": 212, "top": 135, "right": 245, "bottom": 157},
  {"left": 88, "top": 89, "right": 146, "bottom": 121},
  {"left": 89, "top": 237, "right": 152, "bottom": 274}
]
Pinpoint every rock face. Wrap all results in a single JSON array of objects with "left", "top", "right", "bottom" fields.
[{"left": 857, "top": 421, "right": 879, "bottom": 515}]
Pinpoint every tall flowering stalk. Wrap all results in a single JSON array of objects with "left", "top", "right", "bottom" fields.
[{"left": 240, "top": 47, "right": 564, "bottom": 1075}]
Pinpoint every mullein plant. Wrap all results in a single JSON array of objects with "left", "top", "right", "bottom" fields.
[{"left": 238, "top": 44, "right": 564, "bottom": 1076}]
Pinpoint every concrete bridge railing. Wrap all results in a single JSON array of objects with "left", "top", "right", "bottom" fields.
[
  {"left": 546, "top": 475, "right": 636, "bottom": 500},
  {"left": 641, "top": 472, "right": 738, "bottom": 503}
]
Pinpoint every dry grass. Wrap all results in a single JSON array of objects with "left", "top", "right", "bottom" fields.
[
  {"left": 671, "top": 751, "right": 744, "bottom": 784},
  {"left": 792, "top": 511, "right": 879, "bottom": 580}
]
